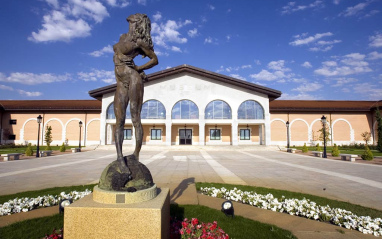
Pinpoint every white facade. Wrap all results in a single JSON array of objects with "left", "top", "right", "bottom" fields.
[{"left": 99, "top": 69, "right": 275, "bottom": 146}]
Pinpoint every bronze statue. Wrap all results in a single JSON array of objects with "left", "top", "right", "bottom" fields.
[
  {"left": 113, "top": 13, "right": 158, "bottom": 175},
  {"left": 98, "top": 13, "right": 158, "bottom": 192}
]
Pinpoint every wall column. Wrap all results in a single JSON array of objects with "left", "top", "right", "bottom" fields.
[
  {"left": 165, "top": 119, "right": 172, "bottom": 146},
  {"left": 232, "top": 120, "right": 238, "bottom": 146},
  {"left": 264, "top": 113, "right": 271, "bottom": 146},
  {"left": 199, "top": 122, "right": 205, "bottom": 146}
]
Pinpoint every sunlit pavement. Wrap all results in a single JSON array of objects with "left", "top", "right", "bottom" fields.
[{"left": 1, "top": 145, "right": 382, "bottom": 210}]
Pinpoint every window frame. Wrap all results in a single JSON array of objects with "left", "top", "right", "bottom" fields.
[
  {"left": 240, "top": 129, "right": 251, "bottom": 140},
  {"left": 210, "top": 129, "right": 221, "bottom": 140},
  {"left": 151, "top": 129, "right": 162, "bottom": 140},
  {"left": 123, "top": 129, "right": 132, "bottom": 140}
]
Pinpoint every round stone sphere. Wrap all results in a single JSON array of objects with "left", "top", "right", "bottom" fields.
[{"left": 99, "top": 155, "right": 154, "bottom": 192}]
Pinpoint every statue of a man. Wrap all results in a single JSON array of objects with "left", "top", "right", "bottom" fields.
[{"left": 113, "top": 13, "right": 158, "bottom": 175}]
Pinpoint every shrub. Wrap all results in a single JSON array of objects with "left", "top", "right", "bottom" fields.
[
  {"left": 59, "top": 143, "right": 66, "bottom": 152},
  {"left": 25, "top": 143, "right": 34, "bottom": 156},
  {"left": 361, "top": 145, "right": 374, "bottom": 161},
  {"left": 302, "top": 143, "right": 308, "bottom": 153},
  {"left": 331, "top": 144, "right": 340, "bottom": 157},
  {"left": 44, "top": 125, "right": 53, "bottom": 151},
  {"left": 315, "top": 143, "right": 322, "bottom": 151}
]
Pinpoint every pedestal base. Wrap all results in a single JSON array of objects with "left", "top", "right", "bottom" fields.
[{"left": 64, "top": 188, "right": 170, "bottom": 239}]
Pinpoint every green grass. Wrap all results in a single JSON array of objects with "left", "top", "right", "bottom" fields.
[
  {"left": 0, "top": 184, "right": 97, "bottom": 204},
  {"left": 0, "top": 213, "right": 64, "bottom": 239},
  {"left": 196, "top": 182, "right": 382, "bottom": 219},
  {"left": 0, "top": 205, "right": 296, "bottom": 239},
  {"left": 293, "top": 146, "right": 382, "bottom": 156},
  {"left": 0, "top": 146, "right": 80, "bottom": 155}
]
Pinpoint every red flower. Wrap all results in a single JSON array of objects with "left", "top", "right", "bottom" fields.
[{"left": 191, "top": 218, "right": 198, "bottom": 226}]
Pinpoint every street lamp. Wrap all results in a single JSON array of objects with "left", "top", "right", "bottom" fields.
[
  {"left": 286, "top": 121, "right": 290, "bottom": 149},
  {"left": 321, "top": 115, "right": 327, "bottom": 158},
  {"left": 36, "top": 115, "right": 42, "bottom": 158},
  {"left": 79, "top": 121, "right": 83, "bottom": 151}
]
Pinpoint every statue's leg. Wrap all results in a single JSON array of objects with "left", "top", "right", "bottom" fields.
[
  {"left": 114, "top": 78, "right": 130, "bottom": 172},
  {"left": 129, "top": 72, "right": 144, "bottom": 161}
]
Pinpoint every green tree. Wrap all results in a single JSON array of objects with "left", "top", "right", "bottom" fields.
[
  {"left": 331, "top": 143, "right": 340, "bottom": 157},
  {"left": 25, "top": 143, "right": 34, "bottom": 156},
  {"left": 302, "top": 143, "right": 308, "bottom": 153},
  {"left": 59, "top": 142, "right": 66, "bottom": 152},
  {"left": 315, "top": 143, "right": 322, "bottom": 151},
  {"left": 361, "top": 145, "right": 374, "bottom": 161},
  {"left": 44, "top": 125, "right": 53, "bottom": 151},
  {"left": 376, "top": 108, "right": 382, "bottom": 152},
  {"left": 318, "top": 123, "right": 331, "bottom": 146}
]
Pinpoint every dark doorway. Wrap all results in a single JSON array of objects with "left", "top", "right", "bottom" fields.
[{"left": 179, "top": 129, "right": 192, "bottom": 145}]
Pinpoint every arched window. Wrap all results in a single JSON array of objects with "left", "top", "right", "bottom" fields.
[
  {"left": 205, "top": 100, "right": 232, "bottom": 119},
  {"left": 141, "top": 100, "right": 166, "bottom": 119},
  {"left": 172, "top": 100, "right": 199, "bottom": 119},
  {"left": 106, "top": 102, "right": 131, "bottom": 119},
  {"left": 238, "top": 100, "right": 264, "bottom": 119}
]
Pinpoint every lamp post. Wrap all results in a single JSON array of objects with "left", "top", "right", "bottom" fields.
[
  {"left": 79, "top": 121, "right": 83, "bottom": 151},
  {"left": 321, "top": 115, "right": 327, "bottom": 158},
  {"left": 286, "top": 121, "right": 290, "bottom": 149},
  {"left": 36, "top": 115, "right": 42, "bottom": 158}
]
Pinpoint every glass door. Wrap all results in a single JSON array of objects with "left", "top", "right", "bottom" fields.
[{"left": 179, "top": 129, "right": 192, "bottom": 145}]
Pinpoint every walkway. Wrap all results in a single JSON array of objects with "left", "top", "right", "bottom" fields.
[{"left": 0, "top": 145, "right": 381, "bottom": 238}]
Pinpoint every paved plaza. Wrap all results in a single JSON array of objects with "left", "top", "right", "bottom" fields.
[
  {"left": 1, "top": 145, "right": 382, "bottom": 238},
  {"left": 1, "top": 145, "right": 381, "bottom": 210}
]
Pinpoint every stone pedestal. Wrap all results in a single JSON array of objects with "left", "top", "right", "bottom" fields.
[{"left": 64, "top": 188, "right": 170, "bottom": 239}]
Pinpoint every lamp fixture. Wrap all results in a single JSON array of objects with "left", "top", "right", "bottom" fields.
[
  {"left": 221, "top": 200, "right": 234, "bottom": 218},
  {"left": 59, "top": 198, "right": 73, "bottom": 213}
]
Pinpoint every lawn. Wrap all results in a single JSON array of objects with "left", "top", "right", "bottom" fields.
[
  {"left": 293, "top": 145, "right": 382, "bottom": 157},
  {"left": 0, "top": 184, "right": 296, "bottom": 239},
  {"left": 0, "top": 145, "right": 78, "bottom": 155},
  {"left": 196, "top": 182, "right": 382, "bottom": 219}
]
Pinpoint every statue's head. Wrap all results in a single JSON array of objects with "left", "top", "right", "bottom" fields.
[{"left": 127, "top": 13, "right": 153, "bottom": 50}]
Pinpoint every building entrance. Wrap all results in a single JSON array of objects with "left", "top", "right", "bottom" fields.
[{"left": 179, "top": 129, "right": 192, "bottom": 145}]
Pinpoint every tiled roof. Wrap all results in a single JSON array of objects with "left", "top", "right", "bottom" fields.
[
  {"left": 0, "top": 100, "right": 101, "bottom": 111},
  {"left": 89, "top": 64, "right": 282, "bottom": 100},
  {"left": 269, "top": 100, "right": 380, "bottom": 112}
]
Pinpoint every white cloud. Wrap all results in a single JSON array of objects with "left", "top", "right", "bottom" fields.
[
  {"left": 330, "top": 78, "right": 358, "bottom": 87},
  {"left": 208, "top": 4, "right": 215, "bottom": 10},
  {"left": 0, "top": 72, "right": 70, "bottom": 85},
  {"left": 153, "top": 12, "right": 162, "bottom": 22},
  {"left": 28, "top": 11, "right": 91, "bottom": 42},
  {"left": 171, "top": 46, "right": 182, "bottom": 52},
  {"left": 250, "top": 60, "right": 293, "bottom": 81},
  {"left": 29, "top": 0, "right": 112, "bottom": 43},
  {"left": 204, "top": 37, "right": 217, "bottom": 44},
  {"left": 292, "top": 82, "right": 322, "bottom": 92},
  {"left": 77, "top": 69, "right": 114, "bottom": 83},
  {"left": 46, "top": 0, "right": 59, "bottom": 9},
  {"left": 279, "top": 93, "right": 320, "bottom": 100},
  {"left": 188, "top": 28, "right": 198, "bottom": 38},
  {"left": 369, "top": 33, "right": 382, "bottom": 48},
  {"left": 363, "top": 10, "right": 379, "bottom": 18},
  {"left": 241, "top": 65, "right": 252, "bottom": 69},
  {"left": 230, "top": 74, "right": 246, "bottom": 81},
  {"left": 154, "top": 50, "right": 169, "bottom": 57},
  {"left": 314, "top": 53, "right": 372, "bottom": 76},
  {"left": 367, "top": 51, "right": 382, "bottom": 60},
  {"left": 0, "top": 84, "right": 14, "bottom": 91},
  {"left": 104, "top": 0, "right": 130, "bottom": 7},
  {"left": 309, "top": 46, "right": 333, "bottom": 52},
  {"left": 17, "top": 90, "right": 43, "bottom": 97},
  {"left": 281, "top": 1, "right": 323, "bottom": 14},
  {"left": 290, "top": 32, "right": 333, "bottom": 46},
  {"left": 301, "top": 61, "right": 312, "bottom": 68},
  {"left": 353, "top": 82, "right": 382, "bottom": 100},
  {"left": 339, "top": 1, "right": 370, "bottom": 17},
  {"left": 333, "top": 0, "right": 340, "bottom": 5},
  {"left": 152, "top": 20, "right": 189, "bottom": 48},
  {"left": 137, "top": 0, "right": 146, "bottom": 5},
  {"left": 89, "top": 45, "right": 113, "bottom": 57}
]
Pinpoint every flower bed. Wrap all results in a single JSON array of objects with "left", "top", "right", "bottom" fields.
[
  {"left": 0, "top": 190, "right": 92, "bottom": 216},
  {"left": 171, "top": 217, "right": 229, "bottom": 239},
  {"left": 200, "top": 186, "right": 382, "bottom": 237}
]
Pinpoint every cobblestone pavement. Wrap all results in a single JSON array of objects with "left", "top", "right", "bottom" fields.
[{"left": 1, "top": 145, "right": 382, "bottom": 210}]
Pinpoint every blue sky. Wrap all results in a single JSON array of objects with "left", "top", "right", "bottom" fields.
[{"left": 0, "top": 0, "right": 381, "bottom": 101}]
